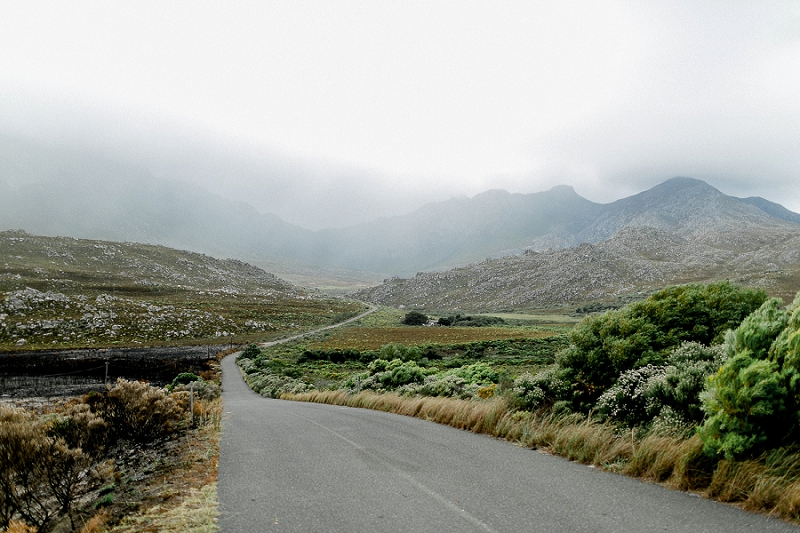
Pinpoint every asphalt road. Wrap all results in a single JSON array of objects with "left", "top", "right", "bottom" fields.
[{"left": 218, "top": 314, "right": 799, "bottom": 532}]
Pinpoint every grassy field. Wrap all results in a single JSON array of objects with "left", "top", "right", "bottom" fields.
[
  {"left": 308, "top": 325, "right": 560, "bottom": 351},
  {"left": 237, "top": 307, "right": 570, "bottom": 399}
]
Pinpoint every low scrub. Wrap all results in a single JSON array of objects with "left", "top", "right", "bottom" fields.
[{"left": 0, "top": 378, "right": 210, "bottom": 532}]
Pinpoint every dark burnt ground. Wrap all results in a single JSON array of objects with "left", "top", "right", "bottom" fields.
[{"left": 0, "top": 344, "right": 231, "bottom": 398}]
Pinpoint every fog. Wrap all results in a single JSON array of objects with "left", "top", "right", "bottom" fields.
[{"left": 1, "top": 1, "right": 799, "bottom": 230}]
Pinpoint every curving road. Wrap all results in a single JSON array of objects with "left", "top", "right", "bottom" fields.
[{"left": 218, "top": 314, "right": 799, "bottom": 532}]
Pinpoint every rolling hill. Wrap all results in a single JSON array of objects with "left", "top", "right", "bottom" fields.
[{"left": 0, "top": 230, "right": 363, "bottom": 350}]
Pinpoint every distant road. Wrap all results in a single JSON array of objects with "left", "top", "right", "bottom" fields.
[
  {"left": 218, "top": 309, "right": 799, "bottom": 532},
  {"left": 256, "top": 305, "right": 377, "bottom": 349}
]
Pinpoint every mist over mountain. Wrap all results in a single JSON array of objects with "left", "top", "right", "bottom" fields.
[
  {"left": 0, "top": 135, "right": 313, "bottom": 265},
  {"left": 3, "top": 135, "right": 800, "bottom": 289}
]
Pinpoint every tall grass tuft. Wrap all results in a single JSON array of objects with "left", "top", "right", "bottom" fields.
[{"left": 284, "top": 389, "right": 800, "bottom": 522}]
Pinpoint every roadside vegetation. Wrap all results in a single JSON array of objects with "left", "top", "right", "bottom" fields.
[
  {"left": 0, "top": 366, "right": 221, "bottom": 533},
  {"left": 241, "top": 280, "right": 800, "bottom": 522}
]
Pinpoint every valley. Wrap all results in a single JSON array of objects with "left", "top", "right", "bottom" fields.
[{"left": 3, "top": 174, "right": 800, "bottom": 531}]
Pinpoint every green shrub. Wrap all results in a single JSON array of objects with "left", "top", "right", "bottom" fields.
[
  {"left": 368, "top": 358, "right": 390, "bottom": 374},
  {"left": 646, "top": 342, "right": 724, "bottom": 426},
  {"left": 437, "top": 314, "right": 505, "bottom": 327},
  {"left": 698, "top": 354, "right": 788, "bottom": 459},
  {"left": 444, "top": 362, "right": 499, "bottom": 385},
  {"left": 171, "top": 372, "right": 201, "bottom": 388},
  {"left": 402, "top": 311, "right": 428, "bottom": 325},
  {"left": 511, "top": 365, "right": 569, "bottom": 411},
  {"left": 595, "top": 364, "right": 666, "bottom": 427},
  {"left": 383, "top": 360, "right": 426, "bottom": 388},
  {"left": 297, "top": 348, "right": 363, "bottom": 364},
  {"left": 596, "top": 342, "right": 724, "bottom": 428},
  {"left": 241, "top": 343, "right": 261, "bottom": 359},
  {"left": 379, "top": 343, "right": 422, "bottom": 362},
  {"left": 245, "top": 372, "right": 315, "bottom": 398},
  {"left": 558, "top": 281, "right": 766, "bottom": 410},
  {"left": 699, "top": 294, "right": 800, "bottom": 459}
]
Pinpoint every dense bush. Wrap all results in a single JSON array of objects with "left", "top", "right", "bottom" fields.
[
  {"left": 0, "top": 406, "right": 112, "bottom": 532},
  {"left": 298, "top": 348, "right": 365, "bottom": 364},
  {"left": 247, "top": 372, "right": 315, "bottom": 398},
  {"left": 595, "top": 342, "right": 724, "bottom": 429},
  {"left": 240, "top": 343, "right": 262, "bottom": 359},
  {"left": 87, "top": 379, "right": 187, "bottom": 442},
  {"left": 437, "top": 314, "right": 505, "bottom": 327},
  {"left": 378, "top": 343, "right": 423, "bottom": 362},
  {"left": 558, "top": 281, "right": 766, "bottom": 410},
  {"left": 699, "top": 295, "right": 800, "bottom": 459},
  {"left": 645, "top": 342, "right": 724, "bottom": 426},
  {"left": 362, "top": 359, "right": 427, "bottom": 390},
  {"left": 170, "top": 372, "right": 201, "bottom": 388},
  {"left": 511, "top": 366, "right": 569, "bottom": 411},
  {"left": 402, "top": 311, "right": 428, "bottom": 325}
]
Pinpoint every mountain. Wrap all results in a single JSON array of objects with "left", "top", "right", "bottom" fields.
[
  {"left": 0, "top": 230, "right": 366, "bottom": 351},
  {"left": 736, "top": 196, "right": 800, "bottom": 225},
  {"left": 0, "top": 136, "right": 311, "bottom": 258},
  {"left": 354, "top": 224, "right": 800, "bottom": 311},
  {"left": 0, "top": 229, "right": 294, "bottom": 295},
  {"left": 308, "top": 185, "right": 602, "bottom": 273},
  {"left": 4, "top": 136, "right": 800, "bottom": 284}
]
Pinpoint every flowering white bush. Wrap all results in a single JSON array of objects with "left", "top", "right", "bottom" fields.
[
  {"left": 596, "top": 342, "right": 724, "bottom": 428},
  {"left": 512, "top": 365, "right": 568, "bottom": 411}
]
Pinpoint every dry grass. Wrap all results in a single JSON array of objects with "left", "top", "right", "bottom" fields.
[
  {"left": 285, "top": 390, "right": 800, "bottom": 523},
  {"left": 2, "top": 521, "right": 37, "bottom": 533},
  {"left": 96, "top": 397, "right": 221, "bottom": 533},
  {"left": 308, "top": 326, "right": 557, "bottom": 351},
  {"left": 105, "top": 484, "right": 217, "bottom": 533}
]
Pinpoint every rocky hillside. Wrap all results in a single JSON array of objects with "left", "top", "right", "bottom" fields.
[
  {"left": 0, "top": 229, "right": 293, "bottom": 294},
  {"left": 0, "top": 231, "right": 363, "bottom": 350},
  {"left": 354, "top": 225, "right": 800, "bottom": 311}
]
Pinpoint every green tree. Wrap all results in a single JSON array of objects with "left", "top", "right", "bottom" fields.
[
  {"left": 403, "top": 311, "right": 428, "bottom": 326},
  {"left": 699, "top": 294, "right": 800, "bottom": 459},
  {"left": 558, "top": 281, "right": 766, "bottom": 410}
]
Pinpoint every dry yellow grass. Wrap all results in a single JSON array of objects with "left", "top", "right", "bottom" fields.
[
  {"left": 2, "top": 521, "right": 37, "bottom": 533},
  {"left": 308, "top": 326, "right": 557, "bottom": 350},
  {"left": 106, "top": 484, "right": 217, "bottom": 533}
]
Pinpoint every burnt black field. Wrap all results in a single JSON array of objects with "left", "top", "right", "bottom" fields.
[{"left": 0, "top": 344, "right": 228, "bottom": 398}]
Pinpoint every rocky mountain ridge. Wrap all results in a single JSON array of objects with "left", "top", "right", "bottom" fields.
[{"left": 354, "top": 224, "right": 800, "bottom": 311}]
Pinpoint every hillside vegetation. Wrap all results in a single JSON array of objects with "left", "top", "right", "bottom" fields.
[{"left": 0, "top": 231, "right": 364, "bottom": 351}]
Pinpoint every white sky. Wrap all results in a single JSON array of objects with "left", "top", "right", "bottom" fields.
[{"left": 1, "top": 1, "right": 799, "bottom": 228}]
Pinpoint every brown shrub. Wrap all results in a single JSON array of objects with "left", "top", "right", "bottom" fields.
[
  {"left": 91, "top": 379, "right": 187, "bottom": 442},
  {"left": 0, "top": 406, "right": 110, "bottom": 532}
]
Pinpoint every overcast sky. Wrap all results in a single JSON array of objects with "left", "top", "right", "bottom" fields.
[{"left": 1, "top": 1, "right": 799, "bottom": 229}]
